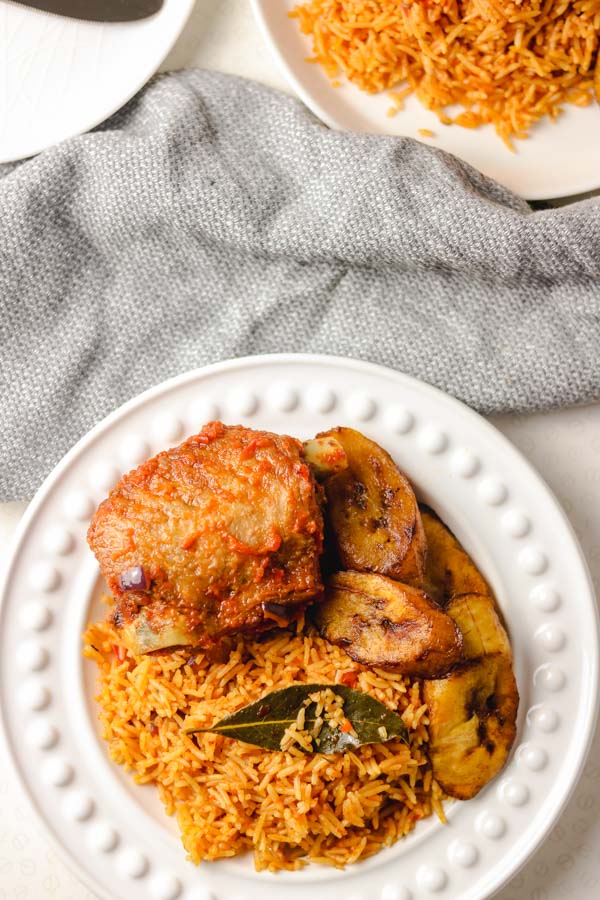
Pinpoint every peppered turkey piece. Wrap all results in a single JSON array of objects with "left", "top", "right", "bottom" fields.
[{"left": 87, "top": 422, "right": 324, "bottom": 651}]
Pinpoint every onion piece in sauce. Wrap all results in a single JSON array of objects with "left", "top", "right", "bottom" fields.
[{"left": 118, "top": 566, "right": 148, "bottom": 591}]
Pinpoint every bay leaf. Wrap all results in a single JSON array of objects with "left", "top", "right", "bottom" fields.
[{"left": 182, "top": 683, "right": 408, "bottom": 753}]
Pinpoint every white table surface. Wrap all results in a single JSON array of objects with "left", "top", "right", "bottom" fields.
[{"left": 1, "top": 2, "right": 599, "bottom": 899}]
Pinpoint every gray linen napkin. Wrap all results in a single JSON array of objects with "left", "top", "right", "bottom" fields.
[{"left": 1, "top": 70, "right": 599, "bottom": 501}]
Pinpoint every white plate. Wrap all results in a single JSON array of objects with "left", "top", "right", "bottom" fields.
[
  {"left": 251, "top": 0, "right": 600, "bottom": 201},
  {"left": 0, "top": 354, "right": 598, "bottom": 900},
  {"left": 0, "top": 0, "right": 194, "bottom": 163}
]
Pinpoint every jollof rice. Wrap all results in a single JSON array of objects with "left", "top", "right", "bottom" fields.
[
  {"left": 291, "top": 0, "right": 600, "bottom": 147},
  {"left": 84, "top": 617, "right": 445, "bottom": 871}
]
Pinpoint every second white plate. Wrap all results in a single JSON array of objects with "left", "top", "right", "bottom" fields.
[{"left": 251, "top": 0, "right": 600, "bottom": 200}]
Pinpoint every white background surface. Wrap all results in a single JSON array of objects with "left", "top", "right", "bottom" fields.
[{"left": 1, "top": 2, "right": 599, "bottom": 899}]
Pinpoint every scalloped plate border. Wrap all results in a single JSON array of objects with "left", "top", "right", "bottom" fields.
[{"left": 0, "top": 353, "right": 598, "bottom": 900}]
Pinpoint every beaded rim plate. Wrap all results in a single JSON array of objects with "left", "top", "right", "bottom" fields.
[
  {"left": 250, "top": 0, "right": 600, "bottom": 201},
  {"left": 0, "top": 354, "right": 598, "bottom": 900}
]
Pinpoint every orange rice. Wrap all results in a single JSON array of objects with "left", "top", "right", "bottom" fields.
[
  {"left": 291, "top": 0, "right": 600, "bottom": 148},
  {"left": 84, "top": 618, "right": 445, "bottom": 871}
]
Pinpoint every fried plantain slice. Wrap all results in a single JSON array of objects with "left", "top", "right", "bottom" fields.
[
  {"left": 318, "top": 427, "right": 426, "bottom": 582},
  {"left": 446, "top": 593, "right": 511, "bottom": 660},
  {"left": 314, "top": 570, "right": 463, "bottom": 678},
  {"left": 423, "top": 653, "right": 518, "bottom": 800},
  {"left": 419, "top": 506, "right": 489, "bottom": 605}
]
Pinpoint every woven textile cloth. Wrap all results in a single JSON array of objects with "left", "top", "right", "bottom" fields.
[{"left": 1, "top": 70, "right": 599, "bottom": 499}]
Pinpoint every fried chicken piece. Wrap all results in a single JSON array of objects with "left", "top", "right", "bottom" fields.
[{"left": 87, "top": 422, "right": 324, "bottom": 652}]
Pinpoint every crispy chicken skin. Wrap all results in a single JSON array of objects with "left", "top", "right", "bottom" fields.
[{"left": 87, "top": 422, "right": 324, "bottom": 649}]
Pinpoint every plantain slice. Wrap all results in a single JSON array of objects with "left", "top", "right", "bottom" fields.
[
  {"left": 423, "top": 654, "right": 518, "bottom": 800},
  {"left": 318, "top": 427, "right": 426, "bottom": 582},
  {"left": 314, "top": 570, "right": 463, "bottom": 678},
  {"left": 446, "top": 593, "right": 511, "bottom": 660},
  {"left": 419, "top": 506, "right": 489, "bottom": 605}
]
